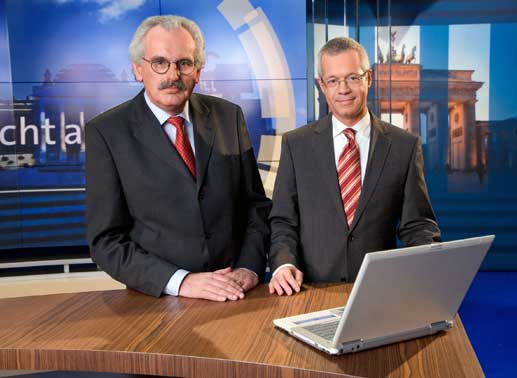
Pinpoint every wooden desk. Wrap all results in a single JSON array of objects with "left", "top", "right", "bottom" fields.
[{"left": 0, "top": 284, "right": 483, "bottom": 378}]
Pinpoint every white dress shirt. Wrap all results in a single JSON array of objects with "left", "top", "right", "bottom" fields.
[
  {"left": 272, "top": 111, "right": 372, "bottom": 278},
  {"left": 143, "top": 92, "right": 193, "bottom": 296}
]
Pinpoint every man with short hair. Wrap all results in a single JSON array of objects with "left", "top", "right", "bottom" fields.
[
  {"left": 269, "top": 37, "right": 441, "bottom": 296},
  {"left": 86, "top": 15, "right": 270, "bottom": 300}
]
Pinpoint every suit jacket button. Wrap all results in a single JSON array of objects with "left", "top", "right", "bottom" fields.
[
  {"left": 349, "top": 235, "right": 355, "bottom": 241},
  {"left": 198, "top": 191, "right": 205, "bottom": 200},
  {"left": 340, "top": 277, "right": 347, "bottom": 282},
  {"left": 205, "top": 233, "right": 212, "bottom": 240}
]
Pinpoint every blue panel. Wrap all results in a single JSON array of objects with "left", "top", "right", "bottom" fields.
[
  {"left": 359, "top": 27, "right": 376, "bottom": 68},
  {"left": 489, "top": 23, "right": 517, "bottom": 121},
  {"left": 419, "top": 25, "right": 449, "bottom": 194},
  {"left": 0, "top": 216, "right": 85, "bottom": 229},
  {"left": 5, "top": 0, "right": 161, "bottom": 86},
  {"left": 420, "top": 25, "right": 448, "bottom": 70},
  {"left": 0, "top": 0, "right": 12, "bottom": 96}
]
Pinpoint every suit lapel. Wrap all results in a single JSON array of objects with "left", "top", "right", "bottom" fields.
[
  {"left": 129, "top": 90, "right": 196, "bottom": 184},
  {"left": 312, "top": 115, "right": 348, "bottom": 230},
  {"left": 189, "top": 93, "right": 215, "bottom": 192},
  {"left": 350, "top": 113, "right": 391, "bottom": 231}
]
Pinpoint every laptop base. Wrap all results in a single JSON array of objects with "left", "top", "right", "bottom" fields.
[{"left": 278, "top": 319, "right": 452, "bottom": 355}]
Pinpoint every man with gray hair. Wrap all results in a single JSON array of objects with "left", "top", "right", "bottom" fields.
[
  {"left": 86, "top": 15, "right": 271, "bottom": 299},
  {"left": 268, "top": 37, "right": 441, "bottom": 296}
]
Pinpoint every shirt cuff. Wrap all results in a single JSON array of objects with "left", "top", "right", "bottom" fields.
[
  {"left": 272, "top": 263, "right": 296, "bottom": 277},
  {"left": 163, "top": 269, "right": 190, "bottom": 296}
]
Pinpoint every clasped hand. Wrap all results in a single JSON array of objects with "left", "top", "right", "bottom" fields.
[{"left": 179, "top": 267, "right": 258, "bottom": 302}]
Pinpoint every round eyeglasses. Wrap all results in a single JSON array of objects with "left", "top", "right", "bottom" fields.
[
  {"left": 323, "top": 71, "right": 369, "bottom": 88},
  {"left": 142, "top": 57, "right": 196, "bottom": 75}
]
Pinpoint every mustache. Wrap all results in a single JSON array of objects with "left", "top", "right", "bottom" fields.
[{"left": 158, "top": 80, "right": 187, "bottom": 91}]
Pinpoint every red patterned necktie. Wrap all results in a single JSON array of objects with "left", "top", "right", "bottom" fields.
[
  {"left": 168, "top": 116, "right": 196, "bottom": 179},
  {"left": 338, "top": 128, "right": 361, "bottom": 228}
]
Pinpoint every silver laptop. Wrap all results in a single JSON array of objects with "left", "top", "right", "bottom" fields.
[{"left": 274, "top": 235, "right": 495, "bottom": 355}]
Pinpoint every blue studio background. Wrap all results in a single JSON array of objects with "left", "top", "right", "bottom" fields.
[
  {"left": 0, "top": 1, "right": 516, "bottom": 377},
  {"left": 0, "top": 0, "right": 306, "bottom": 249}
]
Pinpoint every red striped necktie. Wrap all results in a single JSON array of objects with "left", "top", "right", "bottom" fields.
[
  {"left": 338, "top": 128, "right": 361, "bottom": 228},
  {"left": 168, "top": 116, "right": 196, "bottom": 179}
]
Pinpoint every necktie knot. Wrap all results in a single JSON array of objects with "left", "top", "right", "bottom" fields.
[
  {"left": 343, "top": 127, "right": 356, "bottom": 142},
  {"left": 168, "top": 116, "right": 184, "bottom": 131}
]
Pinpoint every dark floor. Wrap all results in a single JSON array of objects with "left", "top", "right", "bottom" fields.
[{"left": 459, "top": 271, "right": 517, "bottom": 378}]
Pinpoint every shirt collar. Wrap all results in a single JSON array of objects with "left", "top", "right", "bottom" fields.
[
  {"left": 144, "top": 91, "right": 191, "bottom": 125},
  {"left": 332, "top": 110, "right": 371, "bottom": 139}
]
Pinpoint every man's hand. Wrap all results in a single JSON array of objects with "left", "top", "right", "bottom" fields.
[
  {"left": 223, "top": 268, "right": 259, "bottom": 292},
  {"left": 179, "top": 267, "right": 245, "bottom": 301},
  {"left": 269, "top": 266, "right": 303, "bottom": 296}
]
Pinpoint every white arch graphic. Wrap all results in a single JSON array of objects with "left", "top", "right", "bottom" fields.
[{"left": 218, "top": 0, "right": 297, "bottom": 195}]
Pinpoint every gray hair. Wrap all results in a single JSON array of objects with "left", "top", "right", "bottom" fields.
[
  {"left": 129, "top": 15, "right": 205, "bottom": 68},
  {"left": 317, "top": 37, "right": 370, "bottom": 77}
]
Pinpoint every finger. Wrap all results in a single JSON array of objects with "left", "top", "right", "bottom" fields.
[
  {"left": 231, "top": 271, "right": 256, "bottom": 291},
  {"left": 278, "top": 277, "right": 293, "bottom": 296},
  {"left": 212, "top": 273, "right": 244, "bottom": 292},
  {"left": 225, "top": 270, "right": 248, "bottom": 286},
  {"left": 207, "top": 280, "right": 242, "bottom": 300},
  {"left": 205, "top": 287, "right": 238, "bottom": 301},
  {"left": 294, "top": 269, "right": 304, "bottom": 285},
  {"left": 207, "top": 284, "right": 242, "bottom": 301},
  {"left": 240, "top": 278, "right": 254, "bottom": 292},
  {"left": 200, "top": 288, "right": 229, "bottom": 302},
  {"left": 268, "top": 282, "right": 275, "bottom": 295},
  {"left": 242, "top": 276, "right": 258, "bottom": 291},
  {"left": 214, "top": 267, "right": 233, "bottom": 274},
  {"left": 179, "top": 279, "right": 228, "bottom": 301},
  {"left": 213, "top": 270, "right": 241, "bottom": 282},
  {"left": 273, "top": 280, "right": 285, "bottom": 296},
  {"left": 285, "top": 272, "right": 301, "bottom": 293},
  {"left": 221, "top": 271, "right": 243, "bottom": 285}
]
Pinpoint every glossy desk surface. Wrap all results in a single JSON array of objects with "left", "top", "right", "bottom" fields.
[{"left": 0, "top": 284, "right": 484, "bottom": 378}]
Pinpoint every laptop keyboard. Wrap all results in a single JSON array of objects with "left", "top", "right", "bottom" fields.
[{"left": 302, "top": 320, "right": 340, "bottom": 341}]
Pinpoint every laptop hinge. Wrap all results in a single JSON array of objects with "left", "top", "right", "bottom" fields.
[{"left": 431, "top": 320, "right": 453, "bottom": 331}]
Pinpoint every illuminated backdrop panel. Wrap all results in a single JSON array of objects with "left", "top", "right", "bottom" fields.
[{"left": 0, "top": 0, "right": 307, "bottom": 250}]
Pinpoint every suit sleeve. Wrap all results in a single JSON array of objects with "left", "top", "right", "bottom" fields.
[
  {"left": 398, "top": 137, "right": 442, "bottom": 246},
  {"left": 85, "top": 124, "right": 178, "bottom": 297},
  {"left": 268, "top": 134, "right": 302, "bottom": 273},
  {"left": 233, "top": 107, "right": 272, "bottom": 280}
]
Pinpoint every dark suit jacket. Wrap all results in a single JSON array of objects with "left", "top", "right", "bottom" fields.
[
  {"left": 86, "top": 91, "right": 271, "bottom": 297},
  {"left": 269, "top": 112, "right": 441, "bottom": 283}
]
